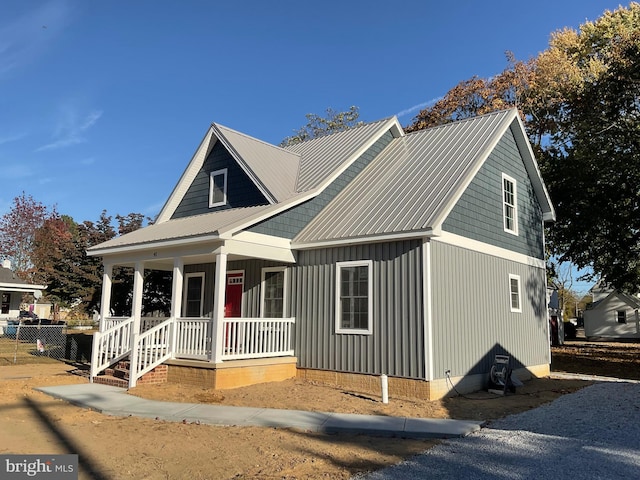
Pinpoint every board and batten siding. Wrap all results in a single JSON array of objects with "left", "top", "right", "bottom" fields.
[
  {"left": 249, "top": 131, "right": 395, "bottom": 239},
  {"left": 442, "top": 126, "right": 544, "bottom": 259},
  {"left": 430, "top": 240, "right": 549, "bottom": 378},
  {"left": 291, "top": 240, "right": 425, "bottom": 379},
  {"left": 172, "top": 141, "right": 269, "bottom": 219}
]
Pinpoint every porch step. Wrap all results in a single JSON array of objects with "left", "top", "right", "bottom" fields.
[{"left": 93, "top": 360, "right": 168, "bottom": 388}]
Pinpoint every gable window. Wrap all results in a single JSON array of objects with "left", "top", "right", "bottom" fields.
[
  {"left": 502, "top": 173, "right": 518, "bottom": 235},
  {"left": 617, "top": 310, "right": 627, "bottom": 324},
  {"left": 509, "top": 274, "right": 521, "bottom": 313},
  {"left": 261, "top": 267, "right": 287, "bottom": 318},
  {"left": 209, "top": 168, "right": 228, "bottom": 208},
  {"left": 336, "top": 260, "right": 373, "bottom": 334},
  {"left": 183, "top": 273, "right": 205, "bottom": 317}
]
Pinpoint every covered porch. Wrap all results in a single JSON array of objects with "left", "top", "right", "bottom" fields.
[{"left": 89, "top": 232, "right": 297, "bottom": 389}]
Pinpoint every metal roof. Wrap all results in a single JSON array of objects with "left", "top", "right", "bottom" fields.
[
  {"left": 88, "top": 205, "right": 273, "bottom": 252},
  {"left": 213, "top": 123, "right": 301, "bottom": 202},
  {"left": 293, "top": 110, "right": 521, "bottom": 244},
  {"left": 285, "top": 118, "right": 396, "bottom": 192}
]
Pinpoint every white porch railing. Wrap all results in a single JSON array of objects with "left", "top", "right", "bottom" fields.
[
  {"left": 174, "top": 318, "right": 210, "bottom": 360},
  {"left": 100, "top": 316, "right": 130, "bottom": 332},
  {"left": 90, "top": 317, "right": 134, "bottom": 378},
  {"left": 221, "top": 318, "right": 295, "bottom": 360},
  {"left": 129, "top": 318, "right": 173, "bottom": 387}
]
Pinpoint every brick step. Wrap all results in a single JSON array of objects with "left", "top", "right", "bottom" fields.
[{"left": 93, "top": 374, "right": 128, "bottom": 388}]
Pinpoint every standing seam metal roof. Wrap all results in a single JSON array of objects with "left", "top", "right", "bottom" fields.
[{"left": 293, "top": 110, "right": 515, "bottom": 244}]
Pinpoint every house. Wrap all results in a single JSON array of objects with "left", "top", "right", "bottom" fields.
[
  {"left": 0, "top": 260, "right": 47, "bottom": 323},
  {"left": 88, "top": 108, "right": 555, "bottom": 399},
  {"left": 584, "top": 290, "right": 640, "bottom": 339}
]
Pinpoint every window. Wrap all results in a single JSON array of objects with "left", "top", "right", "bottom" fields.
[
  {"left": 617, "top": 310, "right": 627, "bottom": 324},
  {"left": 509, "top": 274, "right": 521, "bottom": 313},
  {"left": 502, "top": 173, "right": 518, "bottom": 235},
  {"left": 209, "top": 168, "right": 228, "bottom": 207},
  {"left": 1, "top": 293, "right": 9, "bottom": 314},
  {"left": 261, "top": 267, "right": 287, "bottom": 318},
  {"left": 183, "top": 273, "right": 205, "bottom": 317},
  {"left": 336, "top": 260, "right": 373, "bottom": 334}
]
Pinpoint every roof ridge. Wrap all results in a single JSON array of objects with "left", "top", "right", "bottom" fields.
[
  {"left": 283, "top": 116, "right": 394, "bottom": 148},
  {"left": 403, "top": 108, "right": 516, "bottom": 137}
]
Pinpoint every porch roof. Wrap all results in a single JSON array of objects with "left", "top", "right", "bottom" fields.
[{"left": 0, "top": 266, "right": 46, "bottom": 292}]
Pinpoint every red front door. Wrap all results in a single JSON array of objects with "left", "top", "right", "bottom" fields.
[{"left": 225, "top": 272, "right": 244, "bottom": 317}]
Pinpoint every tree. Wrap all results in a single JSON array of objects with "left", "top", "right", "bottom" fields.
[
  {"left": 406, "top": 3, "right": 640, "bottom": 292},
  {"left": 0, "top": 193, "right": 49, "bottom": 278},
  {"left": 280, "top": 106, "right": 363, "bottom": 146}
]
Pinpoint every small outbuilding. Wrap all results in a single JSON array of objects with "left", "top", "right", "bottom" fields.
[{"left": 584, "top": 291, "right": 640, "bottom": 339}]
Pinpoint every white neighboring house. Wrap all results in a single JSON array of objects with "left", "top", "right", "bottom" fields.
[
  {"left": 584, "top": 289, "right": 640, "bottom": 339},
  {"left": 0, "top": 260, "right": 47, "bottom": 320}
]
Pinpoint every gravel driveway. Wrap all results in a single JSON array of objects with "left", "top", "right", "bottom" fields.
[{"left": 358, "top": 382, "right": 640, "bottom": 479}]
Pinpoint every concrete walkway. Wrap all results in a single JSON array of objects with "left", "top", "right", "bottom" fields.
[{"left": 36, "top": 383, "right": 482, "bottom": 439}]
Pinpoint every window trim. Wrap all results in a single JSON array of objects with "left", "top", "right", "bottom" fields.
[
  {"left": 260, "top": 266, "right": 287, "bottom": 318},
  {"left": 617, "top": 310, "right": 627, "bottom": 324},
  {"left": 209, "top": 168, "right": 228, "bottom": 208},
  {"left": 183, "top": 272, "right": 205, "bottom": 317},
  {"left": 509, "top": 274, "right": 522, "bottom": 313},
  {"left": 335, "top": 260, "right": 373, "bottom": 335},
  {"left": 502, "top": 173, "right": 518, "bottom": 236}
]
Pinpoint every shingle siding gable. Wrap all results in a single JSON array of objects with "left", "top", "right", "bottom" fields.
[
  {"left": 171, "top": 141, "right": 269, "bottom": 219},
  {"left": 442, "top": 127, "right": 544, "bottom": 259},
  {"left": 248, "top": 131, "right": 394, "bottom": 239}
]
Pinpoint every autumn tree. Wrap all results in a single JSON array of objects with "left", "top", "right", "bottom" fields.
[
  {"left": 406, "top": 3, "right": 640, "bottom": 291},
  {"left": 280, "top": 106, "right": 363, "bottom": 146},
  {"left": 0, "top": 192, "right": 49, "bottom": 278}
]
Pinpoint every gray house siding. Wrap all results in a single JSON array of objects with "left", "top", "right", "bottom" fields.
[
  {"left": 249, "top": 131, "right": 395, "bottom": 239},
  {"left": 172, "top": 141, "right": 269, "bottom": 219},
  {"left": 291, "top": 240, "right": 425, "bottom": 378},
  {"left": 430, "top": 240, "right": 549, "bottom": 379},
  {"left": 442, "top": 127, "right": 544, "bottom": 259}
]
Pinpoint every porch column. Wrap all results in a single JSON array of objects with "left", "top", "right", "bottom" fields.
[
  {"left": 211, "top": 252, "right": 227, "bottom": 363},
  {"left": 170, "top": 257, "right": 184, "bottom": 357},
  {"left": 99, "top": 262, "right": 113, "bottom": 332},
  {"left": 128, "top": 261, "right": 145, "bottom": 388}
]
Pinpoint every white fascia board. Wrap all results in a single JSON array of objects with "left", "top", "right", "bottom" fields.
[
  {"left": 221, "top": 238, "right": 295, "bottom": 263},
  {"left": 435, "top": 231, "right": 546, "bottom": 268},
  {"left": 87, "top": 234, "right": 223, "bottom": 257},
  {"left": 156, "top": 127, "right": 217, "bottom": 224},
  {"left": 211, "top": 124, "right": 277, "bottom": 204},
  {"left": 292, "top": 228, "right": 441, "bottom": 250},
  {"left": 511, "top": 115, "right": 556, "bottom": 222},
  {"left": 223, "top": 230, "right": 292, "bottom": 250}
]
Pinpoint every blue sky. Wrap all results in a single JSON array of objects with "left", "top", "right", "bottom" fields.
[{"left": 1, "top": 0, "right": 625, "bottom": 293}]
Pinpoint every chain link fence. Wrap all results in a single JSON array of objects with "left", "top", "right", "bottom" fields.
[{"left": 0, "top": 321, "right": 93, "bottom": 366}]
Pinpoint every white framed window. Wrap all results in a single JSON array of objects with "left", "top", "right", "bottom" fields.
[
  {"left": 502, "top": 173, "right": 518, "bottom": 235},
  {"left": 261, "top": 267, "right": 287, "bottom": 318},
  {"left": 509, "top": 274, "right": 521, "bottom": 313},
  {"left": 183, "top": 272, "right": 205, "bottom": 317},
  {"left": 335, "top": 260, "right": 373, "bottom": 334},
  {"left": 209, "top": 168, "right": 228, "bottom": 208}
]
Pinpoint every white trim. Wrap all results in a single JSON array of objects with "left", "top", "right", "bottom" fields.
[
  {"left": 260, "top": 266, "right": 288, "bottom": 318},
  {"left": 183, "top": 272, "right": 205, "bottom": 317},
  {"left": 435, "top": 231, "right": 546, "bottom": 268},
  {"left": 292, "top": 229, "right": 440, "bottom": 250},
  {"left": 423, "top": 239, "right": 434, "bottom": 381},
  {"left": 335, "top": 260, "right": 373, "bottom": 335},
  {"left": 209, "top": 168, "right": 228, "bottom": 208},
  {"left": 509, "top": 274, "right": 522, "bottom": 313},
  {"left": 502, "top": 173, "right": 519, "bottom": 236}
]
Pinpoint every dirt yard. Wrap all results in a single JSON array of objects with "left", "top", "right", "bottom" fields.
[{"left": 1, "top": 339, "right": 636, "bottom": 479}]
